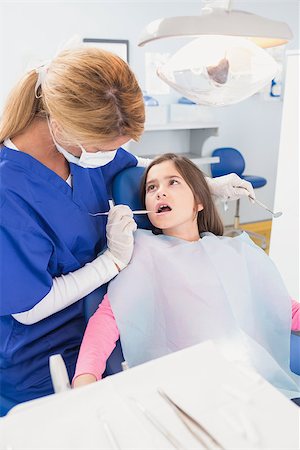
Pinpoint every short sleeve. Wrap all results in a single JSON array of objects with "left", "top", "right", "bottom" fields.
[{"left": 0, "top": 224, "right": 54, "bottom": 315}]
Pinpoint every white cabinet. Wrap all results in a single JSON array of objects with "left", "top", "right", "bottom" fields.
[{"left": 125, "top": 121, "right": 220, "bottom": 166}]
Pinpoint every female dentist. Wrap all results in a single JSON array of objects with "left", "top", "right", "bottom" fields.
[{"left": 0, "top": 46, "right": 254, "bottom": 415}]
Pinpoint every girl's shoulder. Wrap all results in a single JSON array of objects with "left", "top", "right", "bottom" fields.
[
  {"left": 202, "top": 230, "right": 258, "bottom": 246},
  {"left": 202, "top": 231, "right": 268, "bottom": 259}
]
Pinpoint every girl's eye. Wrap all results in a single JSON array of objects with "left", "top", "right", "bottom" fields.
[
  {"left": 146, "top": 184, "right": 156, "bottom": 193},
  {"left": 170, "top": 179, "right": 179, "bottom": 185}
]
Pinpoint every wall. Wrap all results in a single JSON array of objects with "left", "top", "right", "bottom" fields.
[
  {"left": 0, "top": 0, "right": 299, "bottom": 225},
  {"left": 269, "top": 51, "right": 299, "bottom": 299}
]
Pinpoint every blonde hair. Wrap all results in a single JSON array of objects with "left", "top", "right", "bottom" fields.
[{"left": 0, "top": 47, "right": 145, "bottom": 145}]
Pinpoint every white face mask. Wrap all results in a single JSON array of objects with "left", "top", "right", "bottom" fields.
[
  {"left": 48, "top": 119, "right": 117, "bottom": 168},
  {"left": 76, "top": 145, "right": 117, "bottom": 168}
]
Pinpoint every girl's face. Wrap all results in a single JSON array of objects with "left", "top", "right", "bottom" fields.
[{"left": 145, "top": 161, "right": 203, "bottom": 241}]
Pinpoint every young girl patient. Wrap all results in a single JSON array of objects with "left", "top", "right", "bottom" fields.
[{"left": 73, "top": 153, "right": 299, "bottom": 396}]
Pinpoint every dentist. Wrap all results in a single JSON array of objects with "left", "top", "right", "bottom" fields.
[{"left": 0, "top": 46, "right": 254, "bottom": 414}]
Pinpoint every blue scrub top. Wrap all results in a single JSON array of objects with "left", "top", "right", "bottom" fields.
[{"left": 0, "top": 145, "right": 138, "bottom": 414}]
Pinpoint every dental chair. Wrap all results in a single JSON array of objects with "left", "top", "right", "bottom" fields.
[
  {"left": 49, "top": 166, "right": 299, "bottom": 395},
  {"left": 80, "top": 166, "right": 151, "bottom": 378}
]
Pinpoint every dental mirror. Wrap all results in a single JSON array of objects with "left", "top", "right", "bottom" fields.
[{"left": 248, "top": 195, "right": 282, "bottom": 218}]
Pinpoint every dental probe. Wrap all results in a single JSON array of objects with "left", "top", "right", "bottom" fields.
[
  {"left": 96, "top": 411, "right": 121, "bottom": 450},
  {"left": 102, "top": 419, "right": 121, "bottom": 450},
  {"left": 130, "top": 397, "right": 187, "bottom": 449},
  {"left": 89, "top": 210, "right": 154, "bottom": 216},
  {"left": 157, "top": 388, "right": 225, "bottom": 450}
]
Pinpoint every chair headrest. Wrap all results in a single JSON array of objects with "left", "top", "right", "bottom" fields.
[{"left": 112, "top": 166, "right": 153, "bottom": 230}]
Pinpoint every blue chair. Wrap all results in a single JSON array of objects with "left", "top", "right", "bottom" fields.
[
  {"left": 112, "top": 166, "right": 152, "bottom": 230},
  {"left": 211, "top": 147, "right": 267, "bottom": 249},
  {"left": 290, "top": 331, "right": 300, "bottom": 376},
  {"left": 83, "top": 167, "right": 151, "bottom": 377}
]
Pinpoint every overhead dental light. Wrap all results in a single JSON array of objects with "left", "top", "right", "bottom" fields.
[
  {"left": 156, "top": 35, "right": 280, "bottom": 106},
  {"left": 138, "top": 0, "right": 293, "bottom": 49},
  {"left": 138, "top": 1, "right": 293, "bottom": 106}
]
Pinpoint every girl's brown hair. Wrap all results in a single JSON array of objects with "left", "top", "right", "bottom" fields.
[
  {"left": 0, "top": 47, "right": 145, "bottom": 146},
  {"left": 140, "top": 153, "right": 224, "bottom": 236}
]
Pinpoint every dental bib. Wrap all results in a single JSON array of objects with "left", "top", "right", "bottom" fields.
[{"left": 108, "top": 230, "right": 299, "bottom": 397}]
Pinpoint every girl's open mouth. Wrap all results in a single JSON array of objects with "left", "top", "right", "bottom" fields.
[{"left": 156, "top": 204, "right": 172, "bottom": 215}]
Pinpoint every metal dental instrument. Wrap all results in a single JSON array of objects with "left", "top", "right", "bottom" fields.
[
  {"left": 248, "top": 195, "right": 283, "bottom": 218},
  {"left": 157, "top": 388, "right": 225, "bottom": 450},
  {"left": 130, "top": 397, "right": 187, "bottom": 450},
  {"left": 102, "top": 419, "right": 121, "bottom": 450},
  {"left": 96, "top": 411, "right": 121, "bottom": 450},
  {"left": 89, "top": 209, "right": 154, "bottom": 216}
]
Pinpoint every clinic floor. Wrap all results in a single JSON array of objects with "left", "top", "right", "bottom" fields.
[{"left": 225, "top": 220, "right": 272, "bottom": 254}]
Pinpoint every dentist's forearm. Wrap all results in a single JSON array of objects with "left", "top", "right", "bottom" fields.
[{"left": 12, "top": 253, "right": 118, "bottom": 325}]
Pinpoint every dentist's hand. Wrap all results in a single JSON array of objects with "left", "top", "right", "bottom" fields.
[
  {"left": 206, "top": 173, "right": 255, "bottom": 202},
  {"left": 105, "top": 205, "right": 137, "bottom": 271}
]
